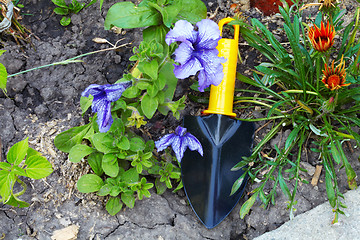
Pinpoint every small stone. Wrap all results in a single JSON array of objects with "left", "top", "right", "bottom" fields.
[{"left": 51, "top": 225, "right": 79, "bottom": 240}]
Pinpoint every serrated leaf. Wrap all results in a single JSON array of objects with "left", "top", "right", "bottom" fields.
[
  {"left": 77, "top": 174, "right": 104, "bottom": 193},
  {"left": 0, "top": 162, "right": 11, "bottom": 170},
  {"left": 106, "top": 197, "right": 123, "bottom": 216},
  {"left": 4, "top": 194, "right": 30, "bottom": 208},
  {"left": 25, "top": 155, "right": 53, "bottom": 179},
  {"left": 0, "top": 170, "right": 14, "bottom": 202},
  {"left": 69, "top": 144, "right": 95, "bottom": 163},
  {"left": 7, "top": 138, "right": 29, "bottom": 166}
]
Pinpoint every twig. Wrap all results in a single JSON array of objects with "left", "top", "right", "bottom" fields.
[
  {"left": 7, "top": 41, "right": 131, "bottom": 78},
  {"left": 311, "top": 165, "right": 323, "bottom": 186}
]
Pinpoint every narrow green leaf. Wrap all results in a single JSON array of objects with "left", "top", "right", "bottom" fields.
[
  {"left": 0, "top": 63, "right": 7, "bottom": 91},
  {"left": 69, "top": 144, "right": 95, "bottom": 163},
  {"left": 7, "top": 138, "right": 29, "bottom": 166},
  {"left": 278, "top": 171, "right": 291, "bottom": 199},
  {"left": 77, "top": 174, "right": 104, "bottom": 193},
  {"left": 240, "top": 192, "right": 259, "bottom": 219},
  {"left": 330, "top": 141, "right": 341, "bottom": 164},
  {"left": 230, "top": 174, "right": 245, "bottom": 196},
  {"left": 106, "top": 197, "right": 123, "bottom": 216},
  {"left": 325, "top": 170, "right": 336, "bottom": 208},
  {"left": 25, "top": 155, "right": 53, "bottom": 179}
]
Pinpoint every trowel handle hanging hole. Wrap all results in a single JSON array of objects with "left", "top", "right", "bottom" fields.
[{"left": 218, "top": 18, "right": 239, "bottom": 42}]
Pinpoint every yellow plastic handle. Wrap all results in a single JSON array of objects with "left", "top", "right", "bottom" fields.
[{"left": 203, "top": 18, "right": 239, "bottom": 117}]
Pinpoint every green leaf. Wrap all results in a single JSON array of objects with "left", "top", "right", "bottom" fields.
[
  {"left": 155, "top": 177, "right": 167, "bottom": 194},
  {"left": 69, "top": 144, "right": 95, "bottom": 163},
  {"left": 12, "top": 166, "right": 27, "bottom": 177},
  {"left": 54, "top": 7, "right": 69, "bottom": 15},
  {"left": 278, "top": 171, "right": 291, "bottom": 199},
  {"left": 104, "top": 2, "right": 161, "bottom": 30},
  {"left": 122, "top": 168, "right": 139, "bottom": 183},
  {"left": 138, "top": 59, "right": 158, "bottom": 80},
  {"left": 7, "top": 138, "right": 29, "bottom": 166},
  {"left": 88, "top": 152, "right": 104, "bottom": 176},
  {"left": 117, "top": 136, "right": 130, "bottom": 150},
  {"left": 142, "top": 25, "right": 168, "bottom": 44},
  {"left": 330, "top": 141, "right": 341, "bottom": 164},
  {"left": 77, "top": 174, "right": 104, "bottom": 193},
  {"left": 0, "top": 170, "right": 14, "bottom": 202},
  {"left": 25, "top": 155, "right": 53, "bottom": 179},
  {"left": 325, "top": 169, "right": 336, "bottom": 208},
  {"left": 92, "top": 132, "right": 116, "bottom": 153},
  {"left": 102, "top": 154, "right": 119, "bottom": 178},
  {"left": 60, "top": 16, "right": 71, "bottom": 26},
  {"left": 285, "top": 126, "right": 301, "bottom": 150},
  {"left": 147, "top": 84, "right": 159, "bottom": 98},
  {"left": 240, "top": 191, "right": 259, "bottom": 219},
  {"left": 121, "top": 192, "right": 135, "bottom": 208},
  {"left": 141, "top": 94, "right": 158, "bottom": 119},
  {"left": 129, "top": 137, "right": 145, "bottom": 152},
  {"left": 106, "top": 197, "right": 123, "bottom": 216},
  {"left": 97, "top": 183, "right": 111, "bottom": 196},
  {"left": 51, "top": 0, "right": 68, "bottom": 8},
  {"left": 4, "top": 194, "right": 30, "bottom": 208},
  {"left": 230, "top": 174, "right": 245, "bottom": 196},
  {"left": 0, "top": 162, "right": 11, "bottom": 170},
  {"left": 80, "top": 95, "right": 93, "bottom": 114},
  {"left": 0, "top": 63, "right": 7, "bottom": 92},
  {"left": 54, "top": 124, "right": 91, "bottom": 153},
  {"left": 176, "top": 0, "right": 207, "bottom": 24}
]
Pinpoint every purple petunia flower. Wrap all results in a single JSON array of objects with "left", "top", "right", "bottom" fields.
[
  {"left": 155, "top": 126, "right": 203, "bottom": 162},
  {"left": 82, "top": 82, "right": 131, "bottom": 132},
  {"left": 165, "top": 19, "right": 226, "bottom": 92}
]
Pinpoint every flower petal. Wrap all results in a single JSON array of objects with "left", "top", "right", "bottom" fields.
[
  {"left": 81, "top": 84, "right": 104, "bottom": 98},
  {"left": 171, "top": 136, "right": 185, "bottom": 161},
  {"left": 155, "top": 133, "right": 175, "bottom": 152},
  {"left": 174, "top": 42, "right": 194, "bottom": 65},
  {"left": 196, "top": 19, "right": 222, "bottom": 50},
  {"left": 173, "top": 57, "right": 203, "bottom": 79},
  {"left": 196, "top": 49, "right": 225, "bottom": 92},
  {"left": 184, "top": 132, "right": 203, "bottom": 156},
  {"left": 96, "top": 100, "right": 113, "bottom": 132},
  {"left": 91, "top": 94, "right": 106, "bottom": 113},
  {"left": 104, "top": 81, "right": 131, "bottom": 102},
  {"left": 165, "top": 20, "right": 197, "bottom": 46},
  {"left": 175, "top": 126, "right": 187, "bottom": 136}
]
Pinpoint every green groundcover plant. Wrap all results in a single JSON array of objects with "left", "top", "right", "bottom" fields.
[
  {"left": 0, "top": 138, "right": 53, "bottom": 208},
  {"left": 230, "top": 0, "right": 360, "bottom": 223},
  {"left": 54, "top": 0, "right": 208, "bottom": 216}
]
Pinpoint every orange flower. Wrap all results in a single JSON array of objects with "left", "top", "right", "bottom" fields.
[
  {"left": 321, "top": 56, "right": 350, "bottom": 91},
  {"left": 308, "top": 21, "right": 335, "bottom": 52}
]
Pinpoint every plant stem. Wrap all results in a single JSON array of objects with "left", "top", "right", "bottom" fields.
[
  {"left": 14, "top": 176, "right": 27, "bottom": 197},
  {"left": 7, "top": 43, "right": 130, "bottom": 78}
]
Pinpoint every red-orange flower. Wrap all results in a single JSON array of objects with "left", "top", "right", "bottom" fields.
[
  {"left": 308, "top": 21, "right": 335, "bottom": 52},
  {"left": 321, "top": 56, "right": 350, "bottom": 91}
]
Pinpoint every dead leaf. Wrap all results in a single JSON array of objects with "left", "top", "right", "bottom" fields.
[{"left": 51, "top": 225, "right": 79, "bottom": 240}]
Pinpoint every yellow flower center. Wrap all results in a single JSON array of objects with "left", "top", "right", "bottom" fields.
[{"left": 327, "top": 74, "right": 340, "bottom": 88}]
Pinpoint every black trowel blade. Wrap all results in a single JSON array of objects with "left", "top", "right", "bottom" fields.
[{"left": 182, "top": 114, "right": 255, "bottom": 228}]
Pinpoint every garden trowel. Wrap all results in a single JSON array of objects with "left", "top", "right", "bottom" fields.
[{"left": 181, "top": 18, "right": 255, "bottom": 229}]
